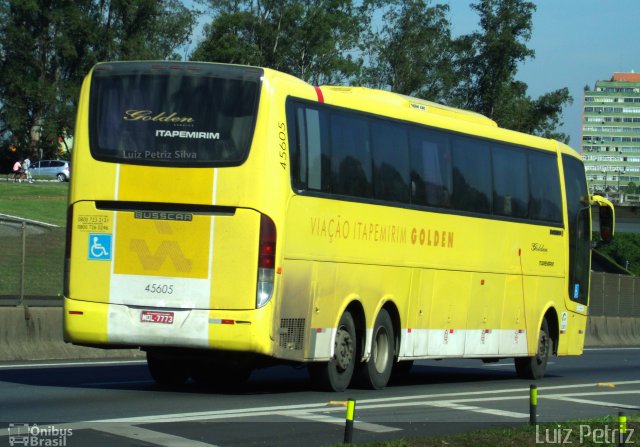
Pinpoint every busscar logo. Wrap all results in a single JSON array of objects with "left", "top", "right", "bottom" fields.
[{"left": 134, "top": 211, "right": 193, "bottom": 222}]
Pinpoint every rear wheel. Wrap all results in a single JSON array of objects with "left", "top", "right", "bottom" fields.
[
  {"left": 356, "top": 309, "right": 395, "bottom": 389},
  {"left": 56, "top": 173, "right": 66, "bottom": 182},
  {"left": 515, "top": 319, "right": 552, "bottom": 380},
  {"left": 308, "top": 311, "right": 357, "bottom": 392},
  {"left": 147, "top": 352, "right": 189, "bottom": 386}
]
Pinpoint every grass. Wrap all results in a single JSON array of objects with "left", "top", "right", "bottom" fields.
[
  {"left": 331, "top": 414, "right": 639, "bottom": 447},
  {"left": 0, "top": 180, "right": 68, "bottom": 227},
  {"left": 0, "top": 181, "right": 68, "bottom": 297}
]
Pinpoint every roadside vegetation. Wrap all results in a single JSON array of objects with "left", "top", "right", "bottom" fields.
[
  {"left": 0, "top": 181, "right": 68, "bottom": 227},
  {"left": 331, "top": 414, "right": 639, "bottom": 447},
  {"left": 0, "top": 182, "right": 67, "bottom": 298}
]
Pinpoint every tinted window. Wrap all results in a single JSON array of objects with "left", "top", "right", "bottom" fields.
[
  {"left": 89, "top": 62, "right": 262, "bottom": 166},
  {"left": 492, "top": 145, "right": 529, "bottom": 218},
  {"left": 563, "top": 155, "right": 591, "bottom": 304},
  {"left": 372, "top": 121, "right": 410, "bottom": 202},
  {"left": 451, "top": 137, "right": 491, "bottom": 213},
  {"left": 409, "top": 128, "right": 452, "bottom": 208},
  {"left": 330, "top": 111, "right": 372, "bottom": 197},
  {"left": 528, "top": 152, "right": 562, "bottom": 223}
]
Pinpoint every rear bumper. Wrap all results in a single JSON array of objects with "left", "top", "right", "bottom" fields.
[{"left": 63, "top": 297, "right": 274, "bottom": 355}]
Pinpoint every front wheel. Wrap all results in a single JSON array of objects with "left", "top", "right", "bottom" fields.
[
  {"left": 308, "top": 311, "right": 357, "bottom": 392},
  {"left": 57, "top": 173, "right": 66, "bottom": 182},
  {"left": 355, "top": 309, "right": 395, "bottom": 389},
  {"left": 515, "top": 319, "right": 552, "bottom": 380}
]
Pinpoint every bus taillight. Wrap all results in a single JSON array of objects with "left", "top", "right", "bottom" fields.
[{"left": 256, "top": 214, "right": 276, "bottom": 308}]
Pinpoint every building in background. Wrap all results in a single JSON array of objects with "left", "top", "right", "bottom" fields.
[{"left": 582, "top": 72, "right": 640, "bottom": 203}]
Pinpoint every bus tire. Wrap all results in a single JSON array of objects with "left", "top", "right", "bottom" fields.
[
  {"left": 515, "top": 319, "right": 552, "bottom": 380},
  {"left": 147, "top": 352, "right": 189, "bottom": 386},
  {"left": 356, "top": 309, "right": 394, "bottom": 389},
  {"left": 308, "top": 311, "right": 357, "bottom": 392}
]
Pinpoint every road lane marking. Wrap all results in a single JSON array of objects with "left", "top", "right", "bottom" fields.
[
  {"left": 292, "top": 413, "right": 401, "bottom": 433},
  {"left": 426, "top": 401, "right": 528, "bottom": 419},
  {"left": 0, "top": 359, "right": 146, "bottom": 369},
  {"left": 86, "top": 380, "right": 640, "bottom": 425},
  {"left": 545, "top": 396, "right": 640, "bottom": 411},
  {"left": 93, "top": 424, "right": 220, "bottom": 447}
]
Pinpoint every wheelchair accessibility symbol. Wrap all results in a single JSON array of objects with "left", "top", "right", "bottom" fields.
[{"left": 88, "top": 233, "right": 112, "bottom": 261}]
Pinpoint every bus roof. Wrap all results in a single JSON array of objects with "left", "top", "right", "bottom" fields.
[{"left": 319, "top": 86, "right": 498, "bottom": 128}]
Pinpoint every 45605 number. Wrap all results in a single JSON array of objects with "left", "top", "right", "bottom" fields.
[{"left": 145, "top": 284, "right": 174, "bottom": 294}]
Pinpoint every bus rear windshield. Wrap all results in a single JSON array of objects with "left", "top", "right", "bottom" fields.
[{"left": 89, "top": 62, "right": 262, "bottom": 166}]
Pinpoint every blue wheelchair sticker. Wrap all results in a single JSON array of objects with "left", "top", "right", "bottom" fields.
[
  {"left": 573, "top": 283, "right": 580, "bottom": 299},
  {"left": 88, "top": 234, "right": 112, "bottom": 261}
]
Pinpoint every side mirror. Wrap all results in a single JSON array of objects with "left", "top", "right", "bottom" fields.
[{"left": 591, "top": 195, "right": 615, "bottom": 244}]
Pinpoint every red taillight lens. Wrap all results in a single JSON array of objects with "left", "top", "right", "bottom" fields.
[{"left": 258, "top": 214, "right": 276, "bottom": 269}]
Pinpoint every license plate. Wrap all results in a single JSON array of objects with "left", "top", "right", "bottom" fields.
[{"left": 140, "top": 310, "right": 174, "bottom": 324}]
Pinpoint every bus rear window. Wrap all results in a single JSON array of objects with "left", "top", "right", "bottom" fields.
[{"left": 89, "top": 62, "right": 262, "bottom": 166}]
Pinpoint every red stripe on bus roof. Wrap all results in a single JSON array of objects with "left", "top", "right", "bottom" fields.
[{"left": 314, "top": 86, "right": 324, "bottom": 103}]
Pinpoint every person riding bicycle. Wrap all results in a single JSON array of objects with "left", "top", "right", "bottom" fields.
[{"left": 12, "top": 159, "right": 26, "bottom": 182}]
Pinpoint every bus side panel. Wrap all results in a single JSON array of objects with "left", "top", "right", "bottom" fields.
[
  {"left": 464, "top": 272, "right": 504, "bottom": 356},
  {"left": 498, "top": 274, "right": 528, "bottom": 355},
  {"left": 67, "top": 201, "right": 114, "bottom": 304},
  {"left": 426, "top": 270, "right": 470, "bottom": 357}
]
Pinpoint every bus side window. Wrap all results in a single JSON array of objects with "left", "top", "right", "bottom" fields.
[
  {"left": 492, "top": 144, "right": 529, "bottom": 218},
  {"left": 528, "top": 151, "right": 563, "bottom": 223},
  {"left": 409, "top": 128, "right": 452, "bottom": 208},
  {"left": 450, "top": 136, "right": 491, "bottom": 214},
  {"left": 371, "top": 120, "right": 410, "bottom": 203},
  {"left": 305, "top": 108, "right": 323, "bottom": 191},
  {"left": 330, "top": 112, "right": 372, "bottom": 198}
]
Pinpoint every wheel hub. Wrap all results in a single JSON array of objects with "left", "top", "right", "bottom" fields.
[{"left": 334, "top": 327, "right": 353, "bottom": 371}]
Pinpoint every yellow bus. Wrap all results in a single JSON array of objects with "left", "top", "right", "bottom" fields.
[{"left": 64, "top": 61, "right": 614, "bottom": 391}]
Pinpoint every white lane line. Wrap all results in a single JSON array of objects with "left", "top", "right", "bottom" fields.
[
  {"left": 93, "top": 424, "right": 220, "bottom": 447},
  {"left": 545, "top": 396, "right": 640, "bottom": 411},
  {"left": 80, "top": 380, "right": 153, "bottom": 386},
  {"left": 0, "top": 359, "right": 146, "bottom": 369},
  {"left": 87, "top": 380, "right": 640, "bottom": 425},
  {"left": 292, "top": 413, "right": 401, "bottom": 433},
  {"left": 427, "top": 401, "right": 528, "bottom": 419}
]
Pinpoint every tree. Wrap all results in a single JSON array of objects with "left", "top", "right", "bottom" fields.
[
  {"left": 358, "top": 0, "right": 458, "bottom": 103},
  {"left": 626, "top": 181, "right": 637, "bottom": 195},
  {"left": 0, "top": 0, "right": 196, "bottom": 160},
  {"left": 449, "top": 0, "right": 573, "bottom": 142},
  {"left": 596, "top": 233, "right": 640, "bottom": 276},
  {"left": 191, "top": 0, "right": 377, "bottom": 85}
]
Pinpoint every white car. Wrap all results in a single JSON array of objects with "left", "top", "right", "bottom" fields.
[{"left": 30, "top": 160, "right": 71, "bottom": 182}]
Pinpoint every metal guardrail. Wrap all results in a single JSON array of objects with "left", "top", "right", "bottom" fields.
[
  {"left": 0, "top": 216, "right": 64, "bottom": 306},
  {"left": 590, "top": 272, "right": 640, "bottom": 317}
]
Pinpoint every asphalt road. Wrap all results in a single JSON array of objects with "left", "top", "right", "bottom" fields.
[{"left": 0, "top": 348, "right": 639, "bottom": 446}]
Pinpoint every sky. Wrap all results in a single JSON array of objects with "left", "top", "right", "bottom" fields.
[{"left": 437, "top": 0, "right": 640, "bottom": 150}]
